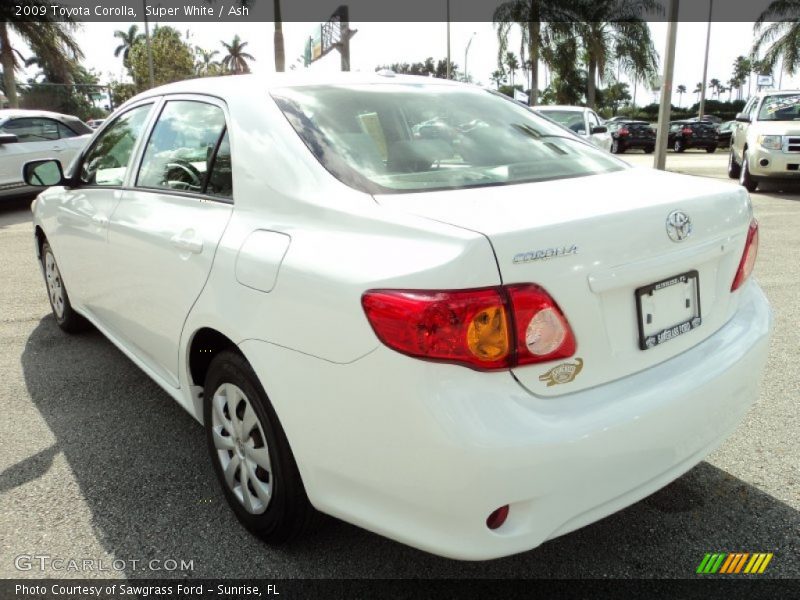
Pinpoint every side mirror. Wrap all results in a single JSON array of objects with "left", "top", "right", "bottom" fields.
[
  {"left": 0, "top": 133, "right": 19, "bottom": 144},
  {"left": 23, "top": 159, "right": 66, "bottom": 187},
  {"left": 735, "top": 113, "right": 751, "bottom": 123},
  {"left": 591, "top": 125, "right": 608, "bottom": 134}
]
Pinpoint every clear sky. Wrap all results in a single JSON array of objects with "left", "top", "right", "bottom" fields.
[{"left": 12, "top": 21, "right": 800, "bottom": 107}]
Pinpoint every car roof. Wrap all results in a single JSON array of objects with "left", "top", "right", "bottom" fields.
[
  {"left": 0, "top": 108, "right": 80, "bottom": 121},
  {"left": 533, "top": 105, "right": 587, "bottom": 112},
  {"left": 128, "top": 72, "right": 465, "bottom": 104},
  {"left": 757, "top": 89, "right": 800, "bottom": 96}
]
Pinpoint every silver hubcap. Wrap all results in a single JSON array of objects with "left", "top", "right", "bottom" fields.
[
  {"left": 44, "top": 251, "right": 65, "bottom": 319},
  {"left": 211, "top": 383, "right": 272, "bottom": 514}
]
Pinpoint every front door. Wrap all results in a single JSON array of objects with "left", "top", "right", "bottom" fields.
[{"left": 102, "top": 97, "right": 234, "bottom": 386}]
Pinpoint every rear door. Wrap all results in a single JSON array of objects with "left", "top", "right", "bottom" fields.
[{"left": 101, "top": 96, "right": 234, "bottom": 386}]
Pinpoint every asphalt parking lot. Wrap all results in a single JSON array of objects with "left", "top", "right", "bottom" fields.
[{"left": 0, "top": 152, "right": 798, "bottom": 579}]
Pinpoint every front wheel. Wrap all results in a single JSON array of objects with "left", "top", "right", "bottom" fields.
[
  {"left": 739, "top": 153, "right": 758, "bottom": 192},
  {"left": 41, "top": 241, "right": 88, "bottom": 333},
  {"left": 706, "top": 146, "right": 717, "bottom": 154},
  {"left": 644, "top": 146, "right": 654, "bottom": 154},
  {"left": 203, "top": 351, "right": 322, "bottom": 543},
  {"left": 727, "top": 149, "right": 741, "bottom": 179}
]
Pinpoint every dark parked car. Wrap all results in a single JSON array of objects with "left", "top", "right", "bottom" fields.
[
  {"left": 668, "top": 120, "right": 718, "bottom": 153},
  {"left": 607, "top": 120, "right": 655, "bottom": 154},
  {"left": 716, "top": 120, "right": 735, "bottom": 148}
]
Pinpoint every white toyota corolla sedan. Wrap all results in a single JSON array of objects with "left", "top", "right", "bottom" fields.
[{"left": 25, "top": 73, "right": 771, "bottom": 560}]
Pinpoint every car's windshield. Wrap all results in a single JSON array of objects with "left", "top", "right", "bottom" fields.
[
  {"left": 272, "top": 85, "right": 622, "bottom": 194},
  {"left": 758, "top": 94, "right": 800, "bottom": 121},
  {"left": 534, "top": 110, "right": 586, "bottom": 133}
]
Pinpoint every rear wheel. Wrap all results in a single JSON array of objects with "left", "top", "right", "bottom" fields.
[
  {"left": 739, "top": 152, "right": 758, "bottom": 192},
  {"left": 611, "top": 140, "right": 620, "bottom": 154},
  {"left": 727, "top": 149, "right": 741, "bottom": 179},
  {"left": 673, "top": 139, "right": 685, "bottom": 153},
  {"left": 644, "top": 146, "right": 654, "bottom": 154},
  {"left": 706, "top": 145, "right": 717, "bottom": 154},
  {"left": 41, "top": 241, "right": 88, "bottom": 333},
  {"left": 203, "top": 351, "right": 322, "bottom": 543}
]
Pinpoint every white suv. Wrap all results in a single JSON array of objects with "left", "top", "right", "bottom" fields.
[{"left": 729, "top": 90, "right": 800, "bottom": 191}]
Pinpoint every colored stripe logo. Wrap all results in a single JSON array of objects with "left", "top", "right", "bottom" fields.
[{"left": 696, "top": 553, "right": 774, "bottom": 574}]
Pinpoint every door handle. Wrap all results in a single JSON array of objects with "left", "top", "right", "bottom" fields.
[
  {"left": 91, "top": 214, "right": 108, "bottom": 226},
  {"left": 170, "top": 233, "right": 203, "bottom": 254}
]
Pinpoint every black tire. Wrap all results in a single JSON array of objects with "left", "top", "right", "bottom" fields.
[
  {"left": 203, "top": 350, "right": 323, "bottom": 543},
  {"left": 611, "top": 140, "right": 622, "bottom": 154},
  {"left": 40, "top": 241, "right": 89, "bottom": 333},
  {"left": 739, "top": 152, "right": 758, "bottom": 192},
  {"left": 644, "top": 146, "right": 654, "bottom": 154},
  {"left": 673, "top": 139, "right": 685, "bottom": 153},
  {"left": 727, "top": 149, "right": 741, "bottom": 179},
  {"left": 706, "top": 146, "right": 717, "bottom": 154}
]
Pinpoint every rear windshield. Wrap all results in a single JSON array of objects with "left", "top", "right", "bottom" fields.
[
  {"left": 758, "top": 94, "right": 800, "bottom": 121},
  {"left": 271, "top": 85, "right": 623, "bottom": 194}
]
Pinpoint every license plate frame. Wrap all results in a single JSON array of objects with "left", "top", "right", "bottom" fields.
[{"left": 635, "top": 270, "right": 702, "bottom": 351}]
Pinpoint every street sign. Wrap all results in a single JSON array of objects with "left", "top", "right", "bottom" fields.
[{"left": 757, "top": 74, "right": 774, "bottom": 87}]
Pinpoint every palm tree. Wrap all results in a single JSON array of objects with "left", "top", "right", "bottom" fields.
[
  {"left": 504, "top": 51, "right": 520, "bottom": 88},
  {"left": 220, "top": 35, "right": 255, "bottom": 74},
  {"left": 732, "top": 55, "right": 750, "bottom": 99},
  {"left": 569, "top": 0, "right": 661, "bottom": 109},
  {"left": 490, "top": 69, "right": 506, "bottom": 90},
  {"left": 693, "top": 82, "right": 703, "bottom": 103},
  {"left": 676, "top": 84, "right": 686, "bottom": 107},
  {"left": 274, "top": 0, "right": 285, "bottom": 72},
  {"left": 0, "top": 10, "right": 83, "bottom": 108},
  {"left": 709, "top": 78, "right": 721, "bottom": 99},
  {"left": 195, "top": 47, "right": 220, "bottom": 77},
  {"left": 113, "top": 24, "right": 142, "bottom": 69},
  {"left": 493, "top": 0, "right": 575, "bottom": 106},
  {"left": 752, "top": 1, "right": 800, "bottom": 81}
]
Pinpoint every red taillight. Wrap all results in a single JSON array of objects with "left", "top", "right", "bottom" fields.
[
  {"left": 486, "top": 505, "right": 509, "bottom": 530},
  {"left": 731, "top": 220, "right": 759, "bottom": 291},
  {"left": 618, "top": 128, "right": 630, "bottom": 136},
  {"left": 361, "top": 285, "right": 576, "bottom": 370},
  {"left": 682, "top": 127, "right": 693, "bottom": 135}
]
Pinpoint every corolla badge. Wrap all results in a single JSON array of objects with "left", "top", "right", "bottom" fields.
[
  {"left": 538, "top": 358, "right": 583, "bottom": 386},
  {"left": 666, "top": 210, "right": 692, "bottom": 242}
]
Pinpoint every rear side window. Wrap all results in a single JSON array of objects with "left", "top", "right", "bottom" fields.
[
  {"left": 80, "top": 104, "right": 153, "bottom": 186},
  {"left": 273, "top": 85, "right": 622, "bottom": 194},
  {"left": 1, "top": 117, "right": 59, "bottom": 141},
  {"left": 136, "top": 100, "right": 227, "bottom": 195}
]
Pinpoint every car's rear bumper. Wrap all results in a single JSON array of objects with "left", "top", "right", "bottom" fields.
[{"left": 240, "top": 281, "right": 771, "bottom": 560}]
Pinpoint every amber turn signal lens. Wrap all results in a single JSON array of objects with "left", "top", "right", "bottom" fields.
[{"left": 466, "top": 305, "right": 509, "bottom": 362}]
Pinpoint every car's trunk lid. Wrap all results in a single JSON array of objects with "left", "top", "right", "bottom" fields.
[{"left": 374, "top": 168, "right": 752, "bottom": 396}]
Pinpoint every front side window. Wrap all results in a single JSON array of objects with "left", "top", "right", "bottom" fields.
[
  {"left": 757, "top": 94, "right": 800, "bottom": 122},
  {"left": 535, "top": 110, "right": 586, "bottom": 134},
  {"left": 0, "top": 117, "right": 59, "bottom": 141},
  {"left": 136, "top": 100, "right": 227, "bottom": 194},
  {"left": 80, "top": 104, "right": 153, "bottom": 186},
  {"left": 273, "top": 85, "right": 623, "bottom": 194}
]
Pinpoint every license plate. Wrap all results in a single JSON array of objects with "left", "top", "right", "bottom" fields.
[{"left": 635, "top": 270, "right": 701, "bottom": 350}]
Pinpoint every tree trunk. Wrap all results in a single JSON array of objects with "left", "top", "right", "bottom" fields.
[
  {"left": 0, "top": 22, "right": 19, "bottom": 109},
  {"left": 587, "top": 57, "right": 597, "bottom": 109},
  {"left": 273, "top": 0, "right": 285, "bottom": 72},
  {"left": 527, "top": 1, "right": 540, "bottom": 106}
]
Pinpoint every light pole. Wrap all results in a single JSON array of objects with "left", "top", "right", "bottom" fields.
[
  {"left": 142, "top": 0, "right": 155, "bottom": 88},
  {"left": 464, "top": 32, "right": 476, "bottom": 83},
  {"left": 654, "top": 0, "right": 679, "bottom": 171},
  {"left": 698, "top": 0, "right": 713, "bottom": 118},
  {"left": 446, "top": 0, "right": 451, "bottom": 79}
]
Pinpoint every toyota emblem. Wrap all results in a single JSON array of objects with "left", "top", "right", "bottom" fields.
[{"left": 666, "top": 210, "right": 692, "bottom": 242}]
